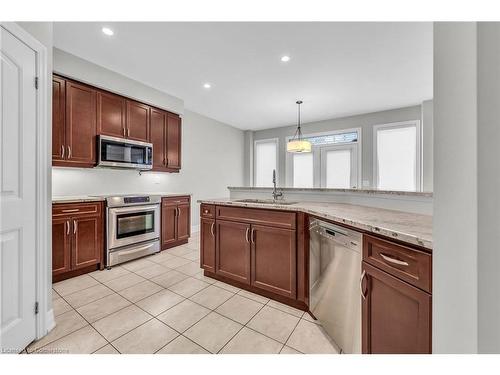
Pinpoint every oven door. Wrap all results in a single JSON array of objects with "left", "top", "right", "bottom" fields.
[
  {"left": 98, "top": 135, "right": 153, "bottom": 170},
  {"left": 108, "top": 204, "right": 160, "bottom": 249}
]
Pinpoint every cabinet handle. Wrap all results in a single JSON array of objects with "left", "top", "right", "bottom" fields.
[
  {"left": 67, "top": 146, "right": 72, "bottom": 159},
  {"left": 177, "top": 207, "right": 181, "bottom": 217},
  {"left": 66, "top": 220, "right": 70, "bottom": 235},
  {"left": 123, "top": 128, "right": 126, "bottom": 137},
  {"left": 245, "top": 228, "right": 250, "bottom": 243},
  {"left": 380, "top": 253, "right": 409, "bottom": 267},
  {"left": 127, "top": 128, "right": 130, "bottom": 137},
  {"left": 166, "top": 157, "right": 169, "bottom": 166},
  {"left": 61, "top": 145, "right": 65, "bottom": 158},
  {"left": 73, "top": 220, "right": 77, "bottom": 234},
  {"left": 251, "top": 228, "right": 256, "bottom": 244},
  {"left": 360, "top": 270, "right": 367, "bottom": 300},
  {"left": 163, "top": 157, "right": 166, "bottom": 165},
  {"left": 210, "top": 222, "right": 215, "bottom": 237}
]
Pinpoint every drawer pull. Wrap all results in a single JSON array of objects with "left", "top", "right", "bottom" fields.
[
  {"left": 62, "top": 209, "right": 79, "bottom": 213},
  {"left": 380, "top": 253, "right": 409, "bottom": 267},
  {"left": 360, "top": 270, "right": 367, "bottom": 300}
]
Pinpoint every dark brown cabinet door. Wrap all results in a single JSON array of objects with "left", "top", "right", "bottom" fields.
[
  {"left": 65, "top": 81, "right": 97, "bottom": 167},
  {"left": 216, "top": 220, "right": 251, "bottom": 284},
  {"left": 126, "top": 100, "right": 150, "bottom": 142},
  {"left": 362, "top": 262, "right": 431, "bottom": 354},
  {"left": 177, "top": 204, "right": 190, "bottom": 241},
  {"left": 251, "top": 225, "right": 296, "bottom": 299},
  {"left": 200, "top": 217, "right": 215, "bottom": 272},
  {"left": 52, "top": 76, "right": 66, "bottom": 163},
  {"left": 162, "top": 203, "right": 178, "bottom": 247},
  {"left": 97, "top": 91, "right": 126, "bottom": 138},
  {"left": 150, "top": 108, "right": 167, "bottom": 170},
  {"left": 52, "top": 217, "right": 71, "bottom": 276},
  {"left": 72, "top": 215, "right": 102, "bottom": 270},
  {"left": 166, "top": 114, "right": 181, "bottom": 169}
]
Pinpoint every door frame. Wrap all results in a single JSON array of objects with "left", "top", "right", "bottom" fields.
[{"left": 1, "top": 22, "right": 51, "bottom": 340}]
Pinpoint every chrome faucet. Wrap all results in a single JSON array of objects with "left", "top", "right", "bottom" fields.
[{"left": 272, "top": 169, "right": 284, "bottom": 201}]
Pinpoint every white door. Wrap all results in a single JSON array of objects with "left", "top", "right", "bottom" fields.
[
  {"left": 0, "top": 26, "right": 38, "bottom": 352},
  {"left": 320, "top": 144, "right": 358, "bottom": 189}
]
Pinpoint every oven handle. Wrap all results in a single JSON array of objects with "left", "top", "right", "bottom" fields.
[
  {"left": 108, "top": 205, "right": 159, "bottom": 214},
  {"left": 117, "top": 242, "right": 157, "bottom": 256}
]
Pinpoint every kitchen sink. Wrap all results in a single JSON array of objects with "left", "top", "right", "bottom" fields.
[{"left": 234, "top": 199, "right": 297, "bottom": 205}]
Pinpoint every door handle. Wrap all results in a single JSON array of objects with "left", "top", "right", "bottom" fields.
[
  {"left": 251, "top": 228, "right": 255, "bottom": 244},
  {"left": 66, "top": 220, "right": 70, "bottom": 235},
  {"left": 380, "top": 253, "right": 409, "bottom": 267},
  {"left": 73, "top": 220, "right": 77, "bottom": 234},
  {"left": 360, "top": 270, "right": 367, "bottom": 300},
  {"left": 210, "top": 222, "right": 215, "bottom": 237},
  {"left": 67, "top": 146, "right": 72, "bottom": 159},
  {"left": 61, "top": 145, "right": 65, "bottom": 158},
  {"left": 245, "top": 228, "right": 250, "bottom": 243}
]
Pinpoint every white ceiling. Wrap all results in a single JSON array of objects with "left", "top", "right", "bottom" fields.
[{"left": 53, "top": 22, "right": 432, "bottom": 130}]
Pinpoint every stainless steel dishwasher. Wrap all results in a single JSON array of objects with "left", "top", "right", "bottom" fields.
[{"left": 309, "top": 219, "right": 362, "bottom": 354}]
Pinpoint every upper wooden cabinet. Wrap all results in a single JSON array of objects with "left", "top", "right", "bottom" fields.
[
  {"left": 52, "top": 74, "right": 182, "bottom": 172},
  {"left": 166, "top": 113, "right": 181, "bottom": 170},
  {"left": 52, "top": 76, "right": 97, "bottom": 168},
  {"left": 97, "top": 91, "right": 126, "bottom": 138},
  {"left": 126, "top": 100, "right": 150, "bottom": 142}
]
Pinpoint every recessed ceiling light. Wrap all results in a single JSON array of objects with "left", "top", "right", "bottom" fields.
[
  {"left": 102, "top": 27, "right": 114, "bottom": 36},
  {"left": 203, "top": 83, "right": 211, "bottom": 89},
  {"left": 281, "top": 55, "right": 291, "bottom": 62}
]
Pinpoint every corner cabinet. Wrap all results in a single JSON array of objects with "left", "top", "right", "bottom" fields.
[
  {"left": 52, "top": 201, "right": 104, "bottom": 282},
  {"left": 52, "top": 74, "right": 182, "bottom": 172},
  {"left": 161, "top": 196, "right": 191, "bottom": 250},
  {"left": 200, "top": 204, "right": 299, "bottom": 304},
  {"left": 361, "top": 235, "right": 432, "bottom": 354}
]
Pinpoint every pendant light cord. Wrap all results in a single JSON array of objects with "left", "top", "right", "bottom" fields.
[{"left": 293, "top": 100, "right": 303, "bottom": 141}]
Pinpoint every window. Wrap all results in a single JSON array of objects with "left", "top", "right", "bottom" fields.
[
  {"left": 286, "top": 129, "right": 361, "bottom": 188},
  {"left": 374, "top": 121, "right": 421, "bottom": 191},
  {"left": 254, "top": 139, "right": 278, "bottom": 187},
  {"left": 292, "top": 153, "right": 314, "bottom": 188}
]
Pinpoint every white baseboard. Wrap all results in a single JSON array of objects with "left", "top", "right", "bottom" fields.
[
  {"left": 46, "top": 308, "right": 56, "bottom": 334},
  {"left": 191, "top": 225, "right": 200, "bottom": 234}
]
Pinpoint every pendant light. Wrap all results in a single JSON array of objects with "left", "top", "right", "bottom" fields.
[{"left": 287, "top": 100, "right": 312, "bottom": 153}]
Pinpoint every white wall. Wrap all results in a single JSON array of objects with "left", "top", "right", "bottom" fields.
[
  {"left": 433, "top": 22, "right": 478, "bottom": 353},
  {"left": 477, "top": 22, "right": 500, "bottom": 353},
  {"left": 53, "top": 109, "right": 245, "bottom": 230},
  {"left": 250, "top": 104, "right": 433, "bottom": 190},
  {"left": 53, "top": 48, "right": 184, "bottom": 115}
]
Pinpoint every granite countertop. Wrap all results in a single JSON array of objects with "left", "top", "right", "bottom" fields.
[
  {"left": 198, "top": 198, "right": 433, "bottom": 250},
  {"left": 227, "top": 186, "right": 433, "bottom": 198},
  {"left": 53, "top": 193, "right": 192, "bottom": 204}
]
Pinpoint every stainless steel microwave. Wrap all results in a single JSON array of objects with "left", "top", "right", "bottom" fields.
[{"left": 97, "top": 135, "right": 153, "bottom": 170}]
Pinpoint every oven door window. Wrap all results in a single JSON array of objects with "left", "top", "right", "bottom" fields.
[{"left": 116, "top": 211, "right": 155, "bottom": 239}]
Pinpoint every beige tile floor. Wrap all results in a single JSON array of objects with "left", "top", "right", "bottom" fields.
[{"left": 27, "top": 233, "right": 339, "bottom": 354}]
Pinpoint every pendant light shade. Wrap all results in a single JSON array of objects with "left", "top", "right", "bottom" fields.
[{"left": 287, "top": 100, "right": 312, "bottom": 153}]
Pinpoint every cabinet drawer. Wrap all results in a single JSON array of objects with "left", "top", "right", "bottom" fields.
[
  {"left": 162, "top": 196, "right": 190, "bottom": 206},
  {"left": 53, "top": 202, "right": 102, "bottom": 217},
  {"left": 200, "top": 204, "right": 215, "bottom": 218},
  {"left": 216, "top": 205, "right": 296, "bottom": 230},
  {"left": 363, "top": 235, "right": 431, "bottom": 293}
]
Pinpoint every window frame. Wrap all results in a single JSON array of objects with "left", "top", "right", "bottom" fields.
[
  {"left": 372, "top": 120, "right": 422, "bottom": 192},
  {"left": 253, "top": 137, "right": 279, "bottom": 187},
  {"left": 319, "top": 143, "right": 359, "bottom": 189},
  {"left": 285, "top": 127, "right": 362, "bottom": 188}
]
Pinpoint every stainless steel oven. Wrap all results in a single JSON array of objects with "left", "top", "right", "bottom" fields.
[
  {"left": 103, "top": 195, "right": 161, "bottom": 267},
  {"left": 98, "top": 135, "right": 153, "bottom": 170}
]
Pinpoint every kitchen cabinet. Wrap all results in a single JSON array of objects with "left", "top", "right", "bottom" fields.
[
  {"left": 97, "top": 91, "right": 126, "bottom": 138},
  {"left": 161, "top": 196, "right": 191, "bottom": 250},
  {"left": 166, "top": 113, "right": 181, "bottom": 170},
  {"left": 126, "top": 100, "right": 150, "bottom": 142},
  {"left": 361, "top": 235, "right": 432, "bottom": 354},
  {"left": 200, "top": 205, "right": 298, "bottom": 304},
  {"left": 52, "top": 76, "right": 97, "bottom": 168},
  {"left": 52, "top": 202, "right": 104, "bottom": 282},
  {"left": 52, "top": 74, "right": 182, "bottom": 172}
]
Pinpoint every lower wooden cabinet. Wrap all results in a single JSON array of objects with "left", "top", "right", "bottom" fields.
[
  {"left": 161, "top": 196, "right": 191, "bottom": 250},
  {"left": 52, "top": 202, "right": 104, "bottom": 281},
  {"left": 201, "top": 204, "right": 298, "bottom": 304}
]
